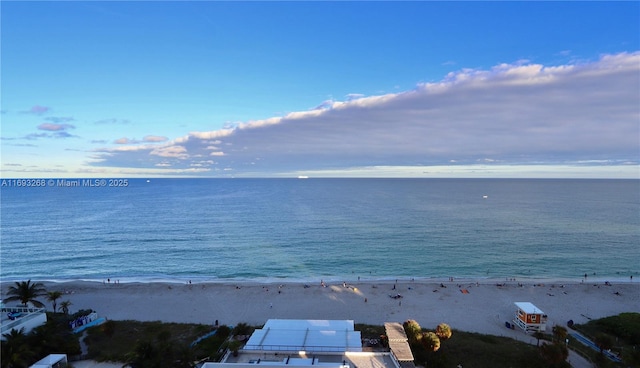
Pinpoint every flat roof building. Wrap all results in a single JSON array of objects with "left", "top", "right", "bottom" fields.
[
  {"left": 244, "top": 319, "right": 362, "bottom": 353},
  {"left": 202, "top": 319, "right": 404, "bottom": 368}
]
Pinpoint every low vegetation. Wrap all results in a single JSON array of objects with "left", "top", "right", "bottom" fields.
[
  {"left": 422, "top": 330, "right": 556, "bottom": 368},
  {"left": 92, "top": 320, "right": 535, "bottom": 368},
  {"left": 3, "top": 316, "right": 634, "bottom": 368},
  {"left": 401, "top": 319, "right": 568, "bottom": 368},
  {"left": 0, "top": 313, "right": 81, "bottom": 368},
  {"left": 83, "top": 320, "right": 231, "bottom": 365},
  {"left": 572, "top": 312, "right": 640, "bottom": 367}
]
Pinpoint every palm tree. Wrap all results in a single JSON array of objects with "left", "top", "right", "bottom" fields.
[
  {"left": 403, "top": 320, "right": 422, "bottom": 343},
  {"left": 3, "top": 280, "right": 46, "bottom": 308},
  {"left": 228, "top": 340, "right": 242, "bottom": 357},
  {"left": 552, "top": 325, "right": 568, "bottom": 343},
  {"left": 539, "top": 342, "right": 569, "bottom": 367},
  {"left": 46, "top": 291, "right": 63, "bottom": 312},
  {"left": 232, "top": 322, "right": 253, "bottom": 336},
  {"left": 1, "top": 328, "right": 34, "bottom": 368},
  {"left": 533, "top": 331, "right": 545, "bottom": 347},
  {"left": 173, "top": 344, "right": 196, "bottom": 368},
  {"left": 421, "top": 331, "right": 441, "bottom": 352},
  {"left": 59, "top": 300, "right": 72, "bottom": 315},
  {"left": 435, "top": 323, "right": 452, "bottom": 340},
  {"left": 123, "top": 340, "right": 161, "bottom": 368}
]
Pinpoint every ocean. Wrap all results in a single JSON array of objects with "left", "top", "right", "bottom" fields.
[{"left": 1, "top": 178, "right": 638, "bottom": 283}]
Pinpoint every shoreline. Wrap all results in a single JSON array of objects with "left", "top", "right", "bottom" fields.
[
  {"left": 3, "top": 279, "right": 637, "bottom": 342},
  {"left": 2, "top": 274, "right": 637, "bottom": 286}
]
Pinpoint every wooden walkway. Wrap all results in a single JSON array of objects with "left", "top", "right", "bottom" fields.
[{"left": 384, "top": 323, "right": 415, "bottom": 368}]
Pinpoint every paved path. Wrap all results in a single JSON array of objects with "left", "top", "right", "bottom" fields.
[
  {"left": 567, "top": 350, "right": 593, "bottom": 368},
  {"left": 570, "top": 331, "right": 622, "bottom": 363}
]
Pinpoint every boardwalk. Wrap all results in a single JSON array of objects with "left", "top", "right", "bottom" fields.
[{"left": 384, "top": 323, "right": 415, "bottom": 368}]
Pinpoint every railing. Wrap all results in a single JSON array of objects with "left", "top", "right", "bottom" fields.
[
  {"left": 1, "top": 310, "right": 47, "bottom": 335},
  {"left": 69, "top": 312, "right": 98, "bottom": 330},
  {"left": 570, "top": 332, "right": 622, "bottom": 363},
  {"left": 73, "top": 317, "right": 106, "bottom": 334},
  {"left": 386, "top": 350, "right": 403, "bottom": 368},
  {"left": 242, "top": 345, "right": 363, "bottom": 353},
  {"left": 1, "top": 306, "right": 46, "bottom": 314}
]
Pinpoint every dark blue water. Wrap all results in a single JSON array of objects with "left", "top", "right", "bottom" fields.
[{"left": 1, "top": 178, "right": 638, "bottom": 282}]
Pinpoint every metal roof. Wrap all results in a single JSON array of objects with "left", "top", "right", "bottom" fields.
[
  {"left": 244, "top": 319, "right": 362, "bottom": 353},
  {"left": 514, "top": 302, "right": 545, "bottom": 315}
]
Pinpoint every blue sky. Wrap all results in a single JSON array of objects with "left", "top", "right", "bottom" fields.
[{"left": 2, "top": 1, "right": 639, "bottom": 178}]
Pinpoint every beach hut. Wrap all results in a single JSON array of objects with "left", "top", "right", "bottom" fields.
[{"left": 513, "top": 302, "right": 547, "bottom": 333}]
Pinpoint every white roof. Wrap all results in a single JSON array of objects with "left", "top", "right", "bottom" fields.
[
  {"left": 203, "top": 363, "right": 347, "bottom": 368},
  {"left": 244, "top": 319, "right": 362, "bottom": 352},
  {"left": 29, "top": 354, "right": 67, "bottom": 368},
  {"left": 263, "top": 319, "right": 355, "bottom": 330},
  {"left": 514, "top": 302, "right": 545, "bottom": 314}
]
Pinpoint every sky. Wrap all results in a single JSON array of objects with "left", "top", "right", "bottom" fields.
[{"left": 1, "top": 1, "right": 639, "bottom": 178}]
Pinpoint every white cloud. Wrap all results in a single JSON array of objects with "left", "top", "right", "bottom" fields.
[
  {"left": 91, "top": 52, "right": 640, "bottom": 177},
  {"left": 284, "top": 164, "right": 640, "bottom": 179},
  {"left": 114, "top": 137, "right": 134, "bottom": 144},
  {"left": 345, "top": 93, "right": 365, "bottom": 101},
  {"left": 37, "top": 123, "right": 75, "bottom": 131},
  {"left": 107, "top": 144, "right": 156, "bottom": 152},
  {"left": 183, "top": 129, "right": 234, "bottom": 141},
  {"left": 95, "top": 118, "right": 131, "bottom": 125},
  {"left": 113, "top": 135, "right": 169, "bottom": 144},
  {"left": 150, "top": 145, "right": 188, "bottom": 159},
  {"left": 143, "top": 135, "right": 169, "bottom": 142}
]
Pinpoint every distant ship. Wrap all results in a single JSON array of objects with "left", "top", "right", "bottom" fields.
[{"left": 297, "top": 176, "right": 309, "bottom": 179}]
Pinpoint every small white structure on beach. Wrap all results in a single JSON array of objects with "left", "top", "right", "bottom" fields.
[
  {"left": 513, "top": 302, "right": 547, "bottom": 333},
  {"left": 29, "top": 353, "right": 68, "bottom": 368}
]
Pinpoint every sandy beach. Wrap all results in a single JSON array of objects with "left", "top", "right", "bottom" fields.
[{"left": 12, "top": 278, "right": 634, "bottom": 343}]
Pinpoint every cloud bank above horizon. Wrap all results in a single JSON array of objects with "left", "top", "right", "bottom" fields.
[{"left": 83, "top": 52, "right": 639, "bottom": 178}]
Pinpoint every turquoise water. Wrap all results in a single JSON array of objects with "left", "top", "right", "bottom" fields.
[{"left": 1, "top": 178, "right": 638, "bottom": 282}]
